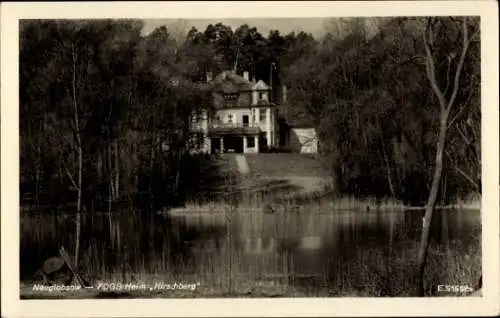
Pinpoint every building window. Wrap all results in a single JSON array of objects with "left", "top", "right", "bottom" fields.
[
  {"left": 242, "top": 115, "right": 249, "bottom": 127},
  {"left": 197, "top": 132, "right": 204, "bottom": 148},
  {"left": 227, "top": 114, "right": 233, "bottom": 124},
  {"left": 247, "top": 137, "right": 255, "bottom": 148},
  {"left": 224, "top": 93, "right": 238, "bottom": 107},
  {"left": 260, "top": 109, "right": 267, "bottom": 122},
  {"left": 259, "top": 92, "right": 264, "bottom": 100}
]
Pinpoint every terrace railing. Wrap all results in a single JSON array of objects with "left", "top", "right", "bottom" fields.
[{"left": 210, "top": 121, "right": 260, "bottom": 129}]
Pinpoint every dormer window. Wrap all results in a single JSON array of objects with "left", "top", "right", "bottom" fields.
[
  {"left": 224, "top": 94, "right": 237, "bottom": 101},
  {"left": 259, "top": 92, "right": 264, "bottom": 100}
]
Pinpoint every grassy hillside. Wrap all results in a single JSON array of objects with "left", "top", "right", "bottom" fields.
[
  {"left": 244, "top": 153, "right": 324, "bottom": 178},
  {"left": 218, "top": 153, "right": 330, "bottom": 203}
]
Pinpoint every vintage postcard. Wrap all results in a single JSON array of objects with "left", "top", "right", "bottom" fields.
[{"left": 1, "top": 1, "right": 499, "bottom": 317}]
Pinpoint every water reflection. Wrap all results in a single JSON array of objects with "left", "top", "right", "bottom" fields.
[{"left": 20, "top": 207, "right": 480, "bottom": 296}]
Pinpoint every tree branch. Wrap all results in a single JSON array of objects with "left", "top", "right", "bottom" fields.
[
  {"left": 457, "top": 124, "right": 471, "bottom": 145},
  {"left": 446, "top": 17, "right": 472, "bottom": 112},
  {"left": 442, "top": 57, "right": 452, "bottom": 97},
  {"left": 71, "top": 42, "right": 82, "bottom": 150},
  {"left": 454, "top": 166, "right": 480, "bottom": 190},
  {"left": 422, "top": 20, "right": 447, "bottom": 112},
  {"left": 61, "top": 156, "right": 79, "bottom": 190},
  {"left": 447, "top": 79, "right": 475, "bottom": 129},
  {"left": 445, "top": 146, "right": 480, "bottom": 191}
]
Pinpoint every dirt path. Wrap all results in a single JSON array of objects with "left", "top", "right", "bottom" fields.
[{"left": 235, "top": 154, "right": 249, "bottom": 175}]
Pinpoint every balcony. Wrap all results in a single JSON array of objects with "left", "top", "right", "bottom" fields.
[
  {"left": 210, "top": 121, "right": 260, "bottom": 129},
  {"left": 208, "top": 121, "right": 261, "bottom": 137}
]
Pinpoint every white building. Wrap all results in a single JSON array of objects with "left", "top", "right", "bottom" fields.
[{"left": 190, "top": 70, "right": 318, "bottom": 154}]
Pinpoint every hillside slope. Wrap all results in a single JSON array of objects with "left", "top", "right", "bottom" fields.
[
  {"left": 244, "top": 153, "right": 324, "bottom": 178},
  {"left": 223, "top": 153, "right": 329, "bottom": 201}
]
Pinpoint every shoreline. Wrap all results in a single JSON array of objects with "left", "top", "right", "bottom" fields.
[{"left": 19, "top": 199, "right": 481, "bottom": 217}]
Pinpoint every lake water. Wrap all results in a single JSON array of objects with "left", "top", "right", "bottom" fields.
[{"left": 20, "top": 207, "right": 481, "bottom": 297}]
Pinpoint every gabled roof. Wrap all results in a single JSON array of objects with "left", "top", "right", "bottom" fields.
[
  {"left": 209, "top": 71, "right": 271, "bottom": 94},
  {"left": 252, "top": 80, "right": 270, "bottom": 91},
  {"left": 210, "top": 71, "right": 253, "bottom": 93}
]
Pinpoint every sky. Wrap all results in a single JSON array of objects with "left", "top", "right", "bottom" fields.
[{"left": 142, "top": 18, "right": 331, "bottom": 39}]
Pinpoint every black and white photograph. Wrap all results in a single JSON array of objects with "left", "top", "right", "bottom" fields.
[{"left": 1, "top": 1, "right": 499, "bottom": 317}]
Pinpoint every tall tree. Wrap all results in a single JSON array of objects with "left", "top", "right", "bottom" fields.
[{"left": 417, "top": 16, "right": 479, "bottom": 296}]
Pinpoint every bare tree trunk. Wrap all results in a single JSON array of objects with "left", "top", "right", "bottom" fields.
[
  {"left": 114, "top": 140, "right": 119, "bottom": 198},
  {"left": 108, "top": 182, "right": 113, "bottom": 214},
  {"left": 417, "top": 17, "right": 476, "bottom": 296},
  {"left": 417, "top": 119, "right": 448, "bottom": 295},
  {"left": 108, "top": 180, "right": 113, "bottom": 236},
  {"left": 75, "top": 142, "right": 82, "bottom": 270},
  {"left": 35, "top": 131, "right": 41, "bottom": 208},
  {"left": 71, "top": 43, "right": 83, "bottom": 270},
  {"left": 174, "top": 150, "right": 182, "bottom": 195},
  {"left": 108, "top": 142, "right": 116, "bottom": 200},
  {"left": 381, "top": 136, "right": 396, "bottom": 197},
  {"left": 97, "top": 150, "right": 103, "bottom": 180},
  {"left": 149, "top": 140, "right": 155, "bottom": 211}
]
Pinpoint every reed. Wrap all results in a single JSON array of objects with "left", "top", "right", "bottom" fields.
[{"left": 20, "top": 195, "right": 481, "bottom": 298}]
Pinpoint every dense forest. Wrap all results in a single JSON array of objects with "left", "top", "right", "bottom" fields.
[{"left": 20, "top": 17, "right": 480, "bottom": 214}]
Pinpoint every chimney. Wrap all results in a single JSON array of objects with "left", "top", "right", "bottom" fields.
[
  {"left": 282, "top": 85, "right": 287, "bottom": 102},
  {"left": 206, "top": 72, "right": 213, "bottom": 83},
  {"left": 243, "top": 71, "right": 249, "bottom": 81}
]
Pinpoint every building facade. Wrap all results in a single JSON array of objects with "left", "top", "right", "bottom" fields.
[
  {"left": 189, "top": 69, "right": 319, "bottom": 154},
  {"left": 190, "top": 70, "right": 278, "bottom": 154}
]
